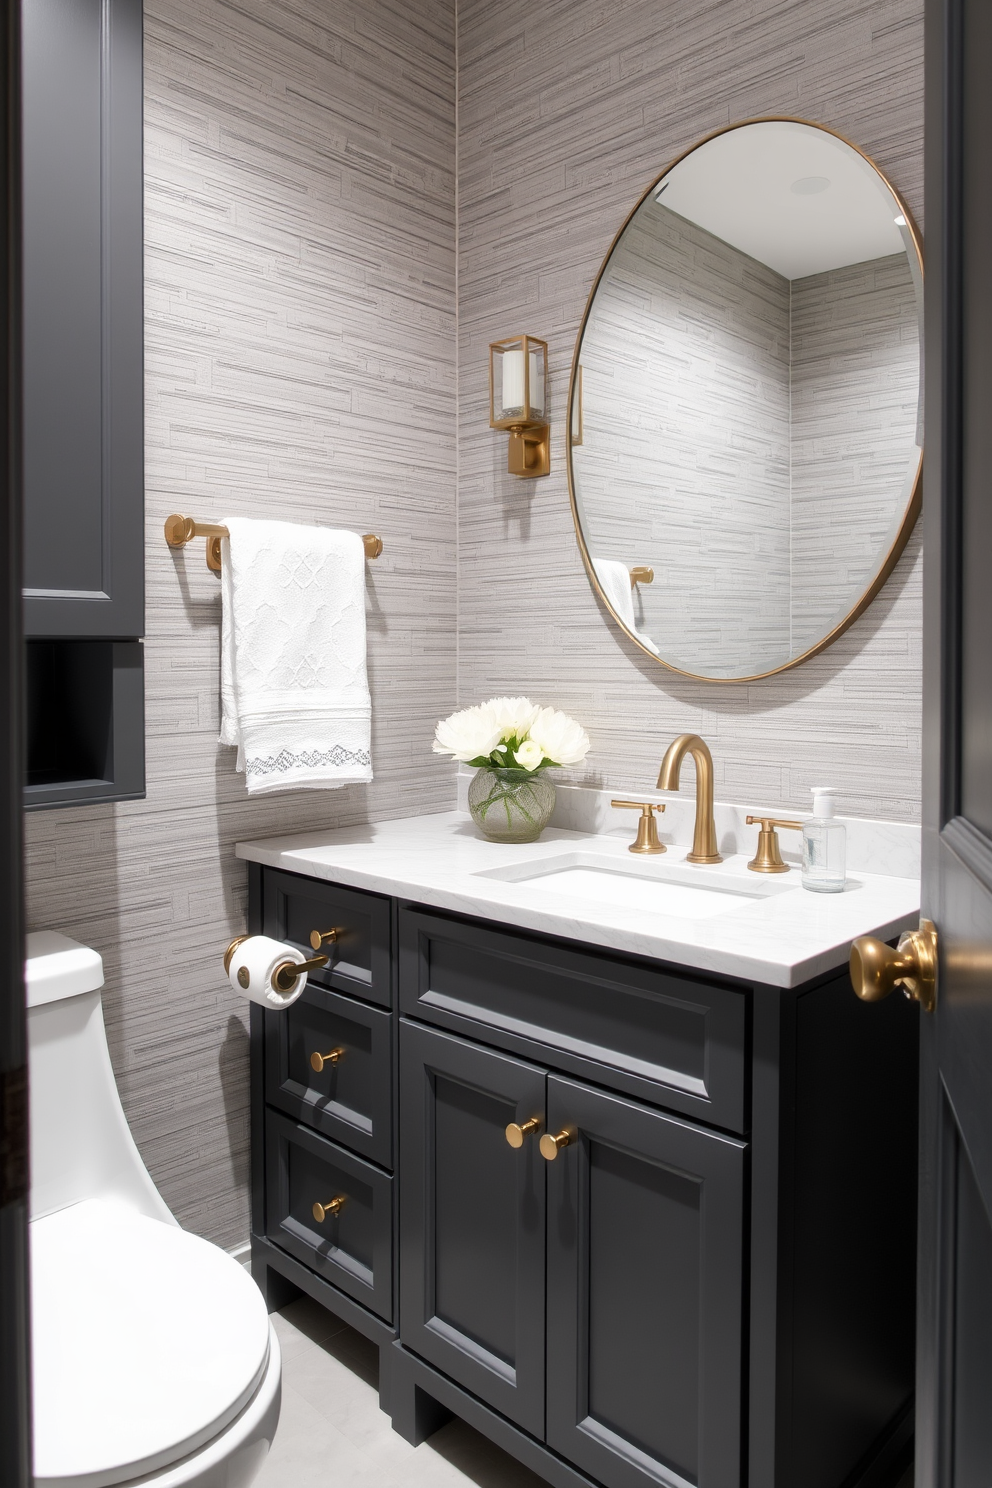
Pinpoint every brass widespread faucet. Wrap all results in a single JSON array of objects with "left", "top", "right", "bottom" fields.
[{"left": 656, "top": 733, "right": 722, "bottom": 864}]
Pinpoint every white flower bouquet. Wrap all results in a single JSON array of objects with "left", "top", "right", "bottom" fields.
[
  {"left": 433, "top": 696, "right": 590, "bottom": 773},
  {"left": 434, "top": 696, "right": 591, "bottom": 843}
]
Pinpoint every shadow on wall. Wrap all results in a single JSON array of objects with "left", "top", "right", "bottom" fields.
[{"left": 219, "top": 1014, "right": 251, "bottom": 1197}]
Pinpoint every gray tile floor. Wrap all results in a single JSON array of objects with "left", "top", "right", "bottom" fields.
[
  {"left": 255, "top": 1296, "right": 547, "bottom": 1488},
  {"left": 256, "top": 1294, "right": 916, "bottom": 1488}
]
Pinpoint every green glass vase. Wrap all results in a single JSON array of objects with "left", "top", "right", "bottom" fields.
[{"left": 467, "top": 766, "right": 557, "bottom": 844}]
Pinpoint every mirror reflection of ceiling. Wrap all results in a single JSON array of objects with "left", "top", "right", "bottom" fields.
[
  {"left": 569, "top": 120, "right": 923, "bottom": 682},
  {"left": 658, "top": 120, "right": 905, "bottom": 279}
]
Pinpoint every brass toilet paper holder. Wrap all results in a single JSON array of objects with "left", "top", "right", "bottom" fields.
[{"left": 224, "top": 935, "right": 329, "bottom": 994}]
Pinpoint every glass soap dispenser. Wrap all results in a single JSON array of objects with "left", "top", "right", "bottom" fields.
[{"left": 801, "top": 787, "right": 846, "bottom": 893}]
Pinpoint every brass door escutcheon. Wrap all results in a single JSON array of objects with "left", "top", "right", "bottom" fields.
[
  {"left": 539, "top": 1128, "right": 575, "bottom": 1161},
  {"left": 312, "top": 1196, "right": 346, "bottom": 1223},
  {"left": 849, "top": 918, "right": 938, "bottom": 1013},
  {"left": 505, "top": 1117, "right": 540, "bottom": 1148},
  {"left": 310, "top": 1046, "right": 344, "bottom": 1074}
]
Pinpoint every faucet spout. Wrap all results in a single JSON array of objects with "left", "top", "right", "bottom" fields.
[{"left": 657, "top": 733, "right": 722, "bottom": 864}]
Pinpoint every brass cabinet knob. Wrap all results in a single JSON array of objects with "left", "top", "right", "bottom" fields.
[
  {"left": 312, "top": 1196, "right": 346, "bottom": 1223},
  {"left": 310, "top": 1046, "right": 344, "bottom": 1073},
  {"left": 505, "top": 1117, "right": 540, "bottom": 1148},
  {"left": 611, "top": 800, "right": 666, "bottom": 855},
  {"left": 745, "top": 816, "right": 802, "bottom": 874},
  {"left": 309, "top": 928, "right": 340, "bottom": 951},
  {"left": 850, "top": 918, "right": 938, "bottom": 1014},
  {"left": 539, "top": 1128, "right": 575, "bottom": 1161}
]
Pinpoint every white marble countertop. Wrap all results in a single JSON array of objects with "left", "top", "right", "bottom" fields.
[{"left": 236, "top": 811, "right": 920, "bottom": 989}]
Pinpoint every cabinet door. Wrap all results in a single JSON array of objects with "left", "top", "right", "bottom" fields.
[
  {"left": 546, "top": 1076, "right": 745, "bottom": 1488},
  {"left": 21, "top": 0, "right": 143, "bottom": 638},
  {"left": 399, "top": 1020, "right": 546, "bottom": 1436}
]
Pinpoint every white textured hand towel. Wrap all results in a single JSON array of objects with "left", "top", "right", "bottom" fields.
[
  {"left": 592, "top": 558, "right": 661, "bottom": 656},
  {"left": 220, "top": 518, "right": 372, "bottom": 793}
]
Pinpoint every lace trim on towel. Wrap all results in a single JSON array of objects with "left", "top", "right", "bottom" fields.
[{"left": 246, "top": 745, "right": 372, "bottom": 778}]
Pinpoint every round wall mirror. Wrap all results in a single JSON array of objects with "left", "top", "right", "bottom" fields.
[{"left": 568, "top": 119, "right": 923, "bottom": 681}]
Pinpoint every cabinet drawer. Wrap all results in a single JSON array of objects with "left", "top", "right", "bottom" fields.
[
  {"left": 264, "top": 986, "right": 392, "bottom": 1166},
  {"left": 261, "top": 869, "right": 392, "bottom": 1007},
  {"left": 264, "top": 1110, "right": 392, "bottom": 1322},
  {"left": 399, "top": 908, "right": 746, "bottom": 1132}
]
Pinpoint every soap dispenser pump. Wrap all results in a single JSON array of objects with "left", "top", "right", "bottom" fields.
[{"left": 801, "top": 787, "right": 846, "bottom": 894}]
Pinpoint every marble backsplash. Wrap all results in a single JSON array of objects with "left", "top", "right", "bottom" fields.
[{"left": 456, "top": 768, "right": 920, "bottom": 880}]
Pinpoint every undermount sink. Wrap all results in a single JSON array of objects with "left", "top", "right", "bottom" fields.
[{"left": 473, "top": 850, "right": 797, "bottom": 920}]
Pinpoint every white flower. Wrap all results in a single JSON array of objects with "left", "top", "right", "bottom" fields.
[
  {"left": 514, "top": 739, "right": 545, "bottom": 771},
  {"left": 528, "top": 706, "right": 591, "bottom": 766},
  {"left": 487, "top": 696, "right": 540, "bottom": 741},
  {"left": 433, "top": 702, "right": 502, "bottom": 762}
]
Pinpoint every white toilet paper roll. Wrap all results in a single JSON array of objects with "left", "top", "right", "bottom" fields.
[{"left": 228, "top": 935, "right": 308, "bottom": 1010}]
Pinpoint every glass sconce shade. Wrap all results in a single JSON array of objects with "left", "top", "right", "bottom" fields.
[{"left": 490, "top": 336, "right": 548, "bottom": 429}]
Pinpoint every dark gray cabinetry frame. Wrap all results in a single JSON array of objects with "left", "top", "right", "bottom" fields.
[
  {"left": 249, "top": 867, "right": 920, "bottom": 1488},
  {"left": 20, "top": 0, "right": 144, "bottom": 806}
]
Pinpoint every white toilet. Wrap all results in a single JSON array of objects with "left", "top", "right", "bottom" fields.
[{"left": 26, "top": 931, "right": 282, "bottom": 1488}]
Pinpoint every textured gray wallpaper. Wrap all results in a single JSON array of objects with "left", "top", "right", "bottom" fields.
[
  {"left": 23, "top": 0, "right": 924, "bottom": 1250},
  {"left": 457, "top": 0, "right": 923, "bottom": 823},
  {"left": 573, "top": 202, "right": 793, "bottom": 678},
  {"left": 790, "top": 252, "right": 920, "bottom": 652},
  {"left": 24, "top": 0, "right": 456, "bottom": 1248}
]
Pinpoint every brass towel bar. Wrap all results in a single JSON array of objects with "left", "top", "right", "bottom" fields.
[{"left": 164, "top": 513, "right": 384, "bottom": 573}]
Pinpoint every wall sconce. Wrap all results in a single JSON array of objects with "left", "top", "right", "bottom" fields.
[{"left": 489, "top": 335, "right": 550, "bottom": 478}]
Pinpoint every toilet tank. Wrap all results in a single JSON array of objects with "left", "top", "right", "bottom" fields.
[{"left": 26, "top": 932, "right": 176, "bottom": 1225}]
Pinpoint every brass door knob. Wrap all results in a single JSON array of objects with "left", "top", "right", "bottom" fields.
[
  {"left": 505, "top": 1117, "right": 540, "bottom": 1148},
  {"left": 539, "top": 1128, "right": 574, "bottom": 1161},
  {"left": 309, "top": 928, "right": 340, "bottom": 951},
  {"left": 850, "top": 918, "right": 938, "bottom": 1013},
  {"left": 310, "top": 1046, "right": 344, "bottom": 1073},
  {"left": 312, "top": 1196, "right": 346, "bottom": 1222}
]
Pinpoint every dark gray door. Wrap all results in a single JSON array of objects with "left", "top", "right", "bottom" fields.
[
  {"left": 398, "top": 1020, "right": 546, "bottom": 1437},
  {"left": 545, "top": 1075, "right": 745, "bottom": 1488},
  {"left": 1, "top": 2, "right": 30, "bottom": 1479},
  {"left": 918, "top": 1, "right": 992, "bottom": 1482}
]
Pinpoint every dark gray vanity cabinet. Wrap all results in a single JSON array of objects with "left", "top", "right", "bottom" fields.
[
  {"left": 21, "top": 0, "right": 145, "bottom": 806},
  {"left": 248, "top": 865, "right": 920, "bottom": 1488}
]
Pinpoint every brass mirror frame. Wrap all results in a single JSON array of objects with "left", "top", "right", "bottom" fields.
[{"left": 566, "top": 117, "right": 925, "bottom": 683}]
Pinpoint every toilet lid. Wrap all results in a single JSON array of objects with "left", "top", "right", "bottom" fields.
[{"left": 31, "top": 1199, "right": 271, "bottom": 1488}]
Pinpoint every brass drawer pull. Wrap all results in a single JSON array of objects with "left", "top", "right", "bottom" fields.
[
  {"left": 309, "top": 928, "right": 340, "bottom": 950},
  {"left": 310, "top": 1046, "right": 344, "bottom": 1074},
  {"left": 505, "top": 1117, "right": 540, "bottom": 1148},
  {"left": 312, "top": 1195, "right": 346, "bottom": 1223},
  {"left": 540, "top": 1128, "right": 575, "bottom": 1161}
]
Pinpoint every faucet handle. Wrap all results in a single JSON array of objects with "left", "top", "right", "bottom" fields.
[
  {"left": 611, "top": 799, "right": 666, "bottom": 855},
  {"left": 745, "top": 816, "right": 803, "bottom": 874}
]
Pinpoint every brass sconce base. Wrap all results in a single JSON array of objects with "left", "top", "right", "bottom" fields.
[{"left": 507, "top": 425, "right": 550, "bottom": 478}]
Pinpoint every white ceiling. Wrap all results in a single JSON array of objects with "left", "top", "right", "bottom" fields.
[{"left": 656, "top": 121, "right": 907, "bottom": 280}]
